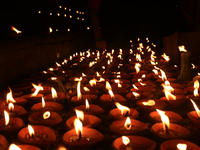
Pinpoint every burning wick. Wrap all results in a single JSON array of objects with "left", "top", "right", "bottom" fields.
[
  {"left": 85, "top": 99, "right": 90, "bottom": 111},
  {"left": 156, "top": 109, "right": 169, "bottom": 134},
  {"left": 74, "top": 118, "right": 82, "bottom": 140}
]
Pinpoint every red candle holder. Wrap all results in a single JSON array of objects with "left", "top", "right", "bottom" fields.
[
  {"left": 151, "top": 123, "right": 190, "bottom": 139},
  {"left": 130, "top": 86, "right": 155, "bottom": 93},
  {"left": 160, "top": 139, "right": 200, "bottom": 150},
  {"left": 74, "top": 104, "right": 104, "bottom": 115},
  {"left": 0, "top": 89, "right": 22, "bottom": 99},
  {"left": 12, "top": 83, "right": 32, "bottom": 93},
  {"left": 184, "top": 86, "right": 200, "bottom": 94},
  {"left": 162, "top": 88, "right": 187, "bottom": 95},
  {"left": 149, "top": 111, "right": 183, "bottom": 123},
  {"left": 109, "top": 108, "right": 139, "bottom": 120},
  {"left": 69, "top": 77, "right": 88, "bottom": 84},
  {"left": 0, "top": 134, "right": 8, "bottom": 150},
  {"left": 3, "top": 97, "right": 28, "bottom": 106},
  {"left": 31, "top": 101, "right": 63, "bottom": 112},
  {"left": 70, "top": 94, "right": 97, "bottom": 105},
  {"left": 62, "top": 127, "right": 104, "bottom": 149},
  {"left": 112, "top": 135, "right": 156, "bottom": 150},
  {"left": 44, "top": 92, "right": 65, "bottom": 104},
  {"left": 22, "top": 94, "right": 44, "bottom": 104},
  {"left": 111, "top": 83, "right": 131, "bottom": 89},
  {"left": 111, "top": 79, "right": 130, "bottom": 84},
  {"left": 133, "top": 81, "right": 156, "bottom": 88},
  {"left": 28, "top": 111, "right": 62, "bottom": 127},
  {"left": 0, "top": 117, "right": 25, "bottom": 135},
  {"left": 41, "top": 80, "right": 59, "bottom": 88},
  {"left": 136, "top": 99, "right": 167, "bottom": 113},
  {"left": 129, "top": 71, "right": 148, "bottom": 78},
  {"left": 81, "top": 88, "right": 99, "bottom": 95},
  {"left": 156, "top": 78, "right": 178, "bottom": 83},
  {"left": 170, "top": 83, "right": 185, "bottom": 89},
  {"left": 18, "top": 125, "right": 56, "bottom": 146},
  {"left": 126, "top": 92, "right": 153, "bottom": 102},
  {"left": 104, "top": 87, "right": 129, "bottom": 95},
  {"left": 112, "top": 74, "right": 131, "bottom": 79},
  {"left": 85, "top": 83, "right": 105, "bottom": 90},
  {"left": 100, "top": 94, "right": 127, "bottom": 108},
  {"left": 66, "top": 114, "right": 101, "bottom": 129},
  {"left": 110, "top": 119, "right": 148, "bottom": 135},
  {"left": 131, "top": 77, "right": 149, "bottom": 83},
  {"left": 187, "top": 111, "right": 200, "bottom": 128},
  {"left": 160, "top": 95, "right": 186, "bottom": 108},
  {"left": 0, "top": 105, "right": 27, "bottom": 117},
  {"left": 30, "top": 72, "right": 51, "bottom": 81}
]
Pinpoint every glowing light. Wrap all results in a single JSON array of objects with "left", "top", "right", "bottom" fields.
[
  {"left": 11, "top": 26, "right": 22, "bottom": 34},
  {"left": 156, "top": 109, "right": 170, "bottom": 131},
  {"left": 8, "top": 144, "right": 21, "bottom": 150},
  {"left": 177, "top": 143, "right": 187, "bottom": 150},
  {"left": 31, "top": 83, "right": 43, "bottom": 97},
  {"left": 4, "top": 110, "right": 9, "bottom": 126},
  {"left": 190, "top": 99, "right": 200, "bottom": 117},
  {"left": 75, "top": 109, "right": 84, "bottom": 122},
  {"left": 6, "top": 88, "right": 16, "bottom": 103},
  {"left": 124, "top": 117, "right": 131, "bottom": 130},
  {"left": 164, "top": 90, "right": 176, "bottom": 100},
  {"left": 122, "top": 136, "right": 130, "bottom": 146},
  {"left": 28, "top": 125, "right": 35, "bottom": 137},
  {"left": 115, "top": 102, "right": 130, "bottom": 115},
  {"left": 142, "top": 100, "right": 155, "bottom": 106},
  {"left": 43, "top": 111, "right": 51, "bottom": 119}
]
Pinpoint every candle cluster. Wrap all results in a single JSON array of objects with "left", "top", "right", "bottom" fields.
[{"left": 0, "top": 38, "right": 200, "bottom": 150}]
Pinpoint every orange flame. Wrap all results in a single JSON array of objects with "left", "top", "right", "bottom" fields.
[
  {"left": 136, "top": 53, "right": 142, "bottom": 62},
  {"left": 135, "top": 63, "right": 141, "bottom": 73},
  {"left": 83, "top": 87, "right": 90, "bottom": 91},
  {"left": 31, "top": 83, "right": 43, "bottom": 97},
  {"left": 51, "top": 87, "right": 58, "bottom": 98},
  {"left": 77, "top": 81, "right": 82, "bottom": 100},
  {"left": 4, "top": 110, "right": 9, "bottom": 126},
  {"left": 122, "top": 136, "right": 130, "bottom": 146},
  {"left": 42, "top": 97, "right": 45, "bottom": 108},
  {"left": 164, "top": 89, "right": 176, "bottom": 100},
  {"left": 6, "top": 89, "right": 16, "bottom": 103},
  {"left": 108, "top": 90, "right": 114, "bottom": 99},
  {"left": 75, "top": 109, "right": 84, "bottom": 122},
  {"left": 49, "top": 27, "right": 53, "bottom": 33},
  {"left": 11, "top": 26, "right": 22, "bottom": 34},
  {"left": 177, "top": 143, "right": 187, "bottom": 150},
  {"left": 162, "top": 81, "right": 174, "bottom": 93},
  {"left": 106, "top": 81, "right": 112, "bottom": 91},
  {"left": 152, "top": 69, "right": 158, "bottom": 75},
  {"left": 43, "top": 111, "right": 51, "bottom": 119},
  {"left": 132, "top": 84, "right": 139, "bottom": 90},
  {"left": 160, "top": 69, "right": 167, "bottom": 81},
  {"left": 8, "top": 103, "right": 14, "bottom": 111},
  {"left": 124, "top": 117, "right": 131, "bottom": 130},
  {"left": 28, "top": 125, "right": 35, "bottom": 137},
  {"left": 156, "top": 109, "right": 170, "bottom": 131},
  {"left": 118, "top": 83, "right": 122, "bottom": 88},
  {"left": 89, "top": 79, "right": 96, "bottom": 87},
  {"left": 194, "top": 80, "right": 199, "bottom": 97},
  {"left": 179, "top": 45, "right": 187, "bottom": 52},
  {"left": 85, "top": 99, "right": 90, "bottom": 110},
  {"left": 132, "top": 92, "right": 140, "bottom": 98},
  {"left": 115, "top": 102, "right": 130, "bottom": 115},
  {"left": 161, "top": 53, "right": 170, "bottom": 62},
  {"left": 190, "top": 99, "right": 200, "bottom": 117},
  {"left": 74, "top": 118, "right": 83, "bottom": 137},
  {"left": 82, "top": 73, "right": 87, "bottom": 77},
  {"left": 141, "top": 74, "right": 146, "bottom": 78},
  {"left": 142, "top": 100, "right": 155, "bottom": 106},
  {"left": 9, "top": 144, "right": 21, "bottom": 150}
]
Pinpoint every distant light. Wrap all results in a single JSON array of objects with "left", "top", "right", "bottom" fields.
[
  {"left": 69, "top": 9, "right": 71, "bottom": 11},
  {"left": 77, "top": 17, "right": 79, "bottom": 20},
  {"left": 59, "top": 6, "right": 62, "bottom": 8},
  {"left": 82, "top": 12, "right": 84, "bottom": 14},
  {"left": 76, "top": 11, "right": 79, "bottom": 13},
  {"left": 50, "top": 13, "right": 52, "bottom": 15},
  {"left": 69, "top": 15, "right": 72, "bottom": 18},
  {"left": 87, "top": 27, "right": 90, "bottom": 30},
  {"left": 38, "top": 11, "right": 41, "bottom": 13},
  {"left": 57, "top": 13, "right": 60, "bottom": 16},
  {"left": 64, "top": 7, "right": 67, "bottom": 10},
  {"left": 82, "top": 18, "right": 84, "bottom": 21},
  {"left": 67, "top": 28, "right": 70, "bottom": 32},
  {"left": 64, "top": 14, "right": 67, "bottom": 17},
  {"left": 56, "top": 29, "right": 58, "bottom": 32}
]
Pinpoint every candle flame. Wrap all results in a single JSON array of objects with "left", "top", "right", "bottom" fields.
[
  {"left": 152, "top": 69, "right": 158, "bottom": 75},
  {"left": 9, "top": 144, "right": 21, "bottom": 150},
  {"left": 135, "top": 63, "right": 141, "bottom": 73},
  {"left": 8, "top": 103, "right": 14, "bottom": 111},
  {"left": 116, "top": 75, "right": 121, "bottom": 78},
  {"left": 141, "top": 74, "right": 146, "bottom": 78},
  {"left": 142, "top": 100, "right": 155, "bottom": 106},
  {"left": 4, "top": 110, "right": 9, "bottom": 126},
  {"left": 89, "top": 79, "right": 96, "bottom": 87},
  {"left": 28, "top": 125, "right": 35, "bottom": 137},
  {"left": 83, "top": 87, "right": 90, "bottom": 91},
  {"left": 49, "top": 27, "right": 53, "bottom": 33},
  {"left": 31, "top": 83, "right": 43, "bottom": 97},
  {"left": 85, "top": 99, "right": 90, "bottom": 110},
  {"left": 124, "top": 117, "right": 131, "bottom": 130},
  {"left": 115, "top": 102, "right": 130, "bottom": 115},
  {"left": 122, "top": 136, "right": 130, "bottom": 146},
  {"left": 160, "top": 69, "right": 167, "bottom": 81},
  {"left": 190, "top": 99, "right": 200, "bottom": 117},
  {"left": 82, "top": 73, "right": 87, "bottom": 77},
  {"left": 6, "top": 88, "right": 16, "bottom": 103},
  {"left": 108, "top": 90, "right": 114, "bottom": 99},
  {"left": 156, "top": 109, "right": 170, "bottom": 131},
  {"left": 42, "top": 97, "right": 45, "bottom": 108},
  {"left": 161, "top": 53, "right": 170, "bottom": 62},
  {"left": 177, "top": 143, "right": 187, "bottom": 150},
  {"left": 74, "top": 118, "right": 83, "bottom": 136},
  {"left": 43, "top": 111, "right": 51, "bottom": 119},
  {"left": 132, "top": 92, "right": 140, "bottom": 98},
  {"left": 164, "top": 90, "right": 176, "bottom": 100},
  {"left": 75, "top": 109, "right": 84, "bottom": 122},
  {"left": 118, "top": 83, "right": 122, "bottom": 88},
  {"left": 132, "top": 84, "right": 139, "bottom": 90},
  {"left": 51, "top": 87, "right": 58, "bottom": 98},
  {"left": 106, "top": 81, "right": 112, "bottom": 91},
  {"left": 179, "top": 45, "right": 187, "bottom": 52},
  {"left": 136, "top": 53, "right": 142, "bottom": 62},
  {"left": 77, "top": 81, "right": 82, "bottom": 100},
  {"left": 11, "top": 26, "right": 22, "bottom": 34},
  {"left": 194, "top": 80, "right": 199, "bottom": 97}
]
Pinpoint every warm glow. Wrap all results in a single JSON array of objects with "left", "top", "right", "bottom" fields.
[
  {"left": 106, "top": 81, "right": 112, "bottom": 91},
  {"left": 132, "top": 84, "right": 139, "bottom": 90},
  {"left": 118, "top": 83, "right": 122, "bottom": 88},
  {"left": 74, "top": 118, "right": 83, "bottom": 136},
  {"left": 132, "top": 92, "right": 140, "bottom": 98},
  {"left": 9, "top": 144, "right": 21, "bottom": 150},
  {"left": 190, "top": 99, "right": 200, "bottom": 117},
  {"left": 156, "top": 109, "right": 170, "bottom": 131},
  {"left": 179, "top": 45, "right": 187, "bottom": 52},
  {"left": 51, "top": 77, "right": 57, "bottom": 80},
  {"left": 136, "top": 53, "right": 142, "bottom": 62},
  {"left": 114, "top": 79, "right": 120, "bottom": 83},
  {"left": 42, "top": 97, "right": 45, "bottom": 108},
  {"left": 6, "top": 89, "right": 16, "bottom": 103},
  {"left": 162, "top": 81, "right": 174, "bottom": 93},
  {"left": 161, "top": 53, "right": 170, "bottom": 62},
  {"left": 152, "top": 69, "right": 158, "bottom": 75},
  {"left": 31, "top": 83, "right": 43, "bottom": 97},
  {"left": 116, "top": 75, "right": 121, "bottom": 78},
  {"left": 4, "top": 110, "right": 9, "bottom": 126},
  {"left": 115, "top": 102, "right": 130, "bottom": 115},
  {"left": 28, "top": 125, "right": 35, "bottom": 137},
  {"left": 122, "top": 136, "right": 130, "bottom": 146},
  {"left": 124, "top": 117, "right": 131, "bottom": 130},
  {"left": 177, "top": 143, "right": 187, "bottom": 150},
  {"left": 83, "top": 87, "right": 90, "bottom": 91},
  {"left": 160, "top": 69, "right": 167, "bottom": 81},
  {"left": 58, "top": 146, "right": 67, "bottom": 150},
  {"left": 164, "top": 90, "right": 176, "bottom": 100},
  {"left": 142, "top": 100, "right": 155, "bottom": 106},
  {"left": 55, "top": 62, "right": 61, "bottom": 67},
  {"left": 141, "top": 74, "right": 146, "bottom": 78},
  {"left": 11, "top": 26, "right": 22, "bottom": 34},
  {"left": 49, "top": 27, "right": 53, "bottom": 33},
  {"left": 135, "top": 63, "right": 141, "bottom": 73},
  {"left": 194, "top": 80, "right": 199, "bottom": 97},
  {"left": 138, "top": 80, "right": 146, "bottom": 86},
  {"left": 8, "top": 103, "right": 14, "bottom": 111},
  {"left": 77, "top": 80, "right": 82, "bottom": 100},
  {"left": 191, "top": 63, "right": 196, "bottom": 69},
  {"left": 85, "top": 99, "right": 90, "bottom": 110},
  {"left": 89, "top": 79, "right": 96, "bottom": 87},
  {"left": 51, "top": 87, "right": 58, "bottom": 98},
  {"left": 75, "top": 109, "right": 84, "bottom": 121},
  {"left": 43, "top": 111, "right": 51, "bottom": 119}
]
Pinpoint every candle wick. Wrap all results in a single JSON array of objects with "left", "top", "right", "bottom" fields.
[
  {"left": 165, "top": 124, "right": 169, "bottom": 134},
  {"left": 78, "top": 130, "right": 82, "bottom": 140}
]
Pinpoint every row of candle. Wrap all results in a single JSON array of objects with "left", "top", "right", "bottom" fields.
[{"left": 0, "top": 38, "right": 200, "bottom": 150}]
